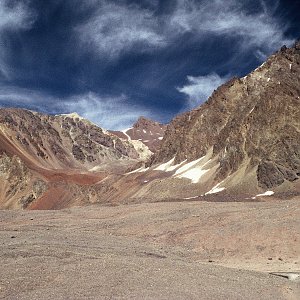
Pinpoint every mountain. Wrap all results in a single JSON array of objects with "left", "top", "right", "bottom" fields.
[
  {"left": 0, "top": 109, "right": 143, "bottom": 209},
  {"left": 109, "top": 117, "right": 166, "bottom": 153},
  {"left": 1, "top": 42, "right": 299, "bottom": 210},
  {"left": 142, "top": 41, "right": 300, "bottom": 198}
]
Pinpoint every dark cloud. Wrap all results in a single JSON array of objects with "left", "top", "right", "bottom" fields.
[{"left": 0, "top": 0, "right": 299, "bottom": 129}]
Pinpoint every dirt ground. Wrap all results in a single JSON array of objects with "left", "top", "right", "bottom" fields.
[{"left": 0, "top": 199, "right": 299, "bottom": 299}]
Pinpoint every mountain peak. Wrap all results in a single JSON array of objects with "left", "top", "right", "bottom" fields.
[
  {"left": 133, "top": 116, "right": 162, "bottom": 128},
  {"left": 149, "top": 42, "right": 300, "bottom": 191}
]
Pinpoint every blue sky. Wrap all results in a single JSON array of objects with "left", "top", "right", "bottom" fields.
[{"left": 0, "top": 0, "right": 299, "bottom": 129}]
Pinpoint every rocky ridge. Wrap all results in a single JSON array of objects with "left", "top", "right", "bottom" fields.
[
  {"left": 1, "top": 43, "right": 300, "bottom": 209},
  {"left": 110, "top": 116, "right": 166, "bottom": 153},
  {"left": 0, "top": 109, "right": 144, "bottom": 208},
  {"left": 149, "top": 41, "right": 300, "bottom": 190},
  {"left": 0, "top": 109, "right": 141, "bottom": 169}
]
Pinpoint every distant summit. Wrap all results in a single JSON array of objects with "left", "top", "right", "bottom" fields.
[
  {"left": 109, "top": 116, "right": 166, "bottom": 153},
  {"left": 0, "top": 108, "right": 140, "bottom": 209}
]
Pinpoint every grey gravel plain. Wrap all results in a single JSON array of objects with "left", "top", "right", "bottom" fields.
[{"left": 1, "top": 200, "right": 299, "bottom": 299}]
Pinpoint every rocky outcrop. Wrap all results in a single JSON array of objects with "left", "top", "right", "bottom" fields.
[
  {"left": 0, "top": 109, "right": 140, "bottom": 170},
  {"left": 0, "top": 153, "right": 48, "bottom": 209},
  {"left": 150, "top": 41, "right": 300, "bottom": 189},
  {"left": 110, "top": 116, "right": 166, "bottom": 153},
  {"left": 0, "top": 109, "right": 142, "bottom": 209}
]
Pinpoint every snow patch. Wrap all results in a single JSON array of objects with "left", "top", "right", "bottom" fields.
[
  {"left": 143, "top": 129, "right": 146, "bottom": 133},
  {"left": 255, "top": 190, "right": 274, "bottom": 197},
  {"left": 289, "top": 63, "right": 292, "bottom": 70},
  {"left": 176, "top": 166, "right": 210, "bottom": 184},
  {"left": 127, "top": 167, "right": 149, "bottom": 174},
  {"left": 158, "top": 137, "right": 163, "bottom": 140},
  {"left": 174, "top": 156, "right": 211, "bottom": 184},
  {"left": 174, "top": 157, "right": 205, "bottom": 175},
  {"left": 154, "top": 158, "right": 175, "bottom": 171},
  {"left": 205, "top": 181, "right": 226, "bottom": 195},
  {"left": 122, "top": 128, "right": 132, "bottom": 140},
  {"left": 183, "top": 196, "right": 198, "bottom": 200},
  {"left": 267, "top": 77, "right": 271, "bottom": 82},
  {"left": 153, "top": 158, "right": 187, "bottom": 172},
  {"left": 166, "top": 160, "right": 186, "bottom": 172},
  {"left": 254, "top": 61, "right": 266, "bottom": 72}
]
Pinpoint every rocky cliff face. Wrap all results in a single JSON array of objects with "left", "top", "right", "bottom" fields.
[
  {"left": 150, "top": 42, "right": 300, "bottom": 189},
  {"left": 110, "top": 117, "right": 166, "bottom": 153},
  {"left": 0, "top": 109, "right": 140, "bottom": 170},
  {"left": 0, "top": 109, "right": 142, "bottom": 209}
]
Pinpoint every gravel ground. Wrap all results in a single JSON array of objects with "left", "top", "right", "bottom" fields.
[{"left": 0, "top": 200, "right": 299, "bottom": 299}]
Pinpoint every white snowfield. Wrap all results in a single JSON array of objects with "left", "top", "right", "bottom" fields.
[
  {"left": 153, "top": 157, "right": 187, "bottom": 172},
  {"left": 183, "top": 196, "right": 199, "bottom": 200},
  {"left": 256, "top": 191, "right": 274, "bottom": 197},
  {"left": 153, "top": 154, "right": 213, "bottom": 184},
  {"left": 205, "top": 181, "right": 226, "bottom": 195},
  {"left": 174, "top": 157, "right": 211, "bottom": 184},
  {"left": 251, "top": 190, "right": 274, "bottom": 199},
  {"left": 126, "top": 167, "right": 149, "bottom": 174},
  {"left": 154, "top": 157, "right": 175, "bottom": 171},
  {"left": 122, "top": 128, "right": 132, "bottom": 140},
  {"left": 174, "top": 157, "right": 205, "bottom": 175}
]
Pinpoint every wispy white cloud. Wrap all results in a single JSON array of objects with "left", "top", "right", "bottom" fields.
[
  {"left": 62, "top": 92, "right": 152, "bottom": 130},
  {"left": 76, "top": 0, "right": 294, "bottom": 60},
  {"left": 0, "top": 0, "right": 36, "bottom": 78},
  {"left": 75, "top": 1, "right": 165, "bottom": 59},
  {"left": 170, "top": 0, "right": 293, "bottom": 57},
  {"left": 174, "top": 0, "right": 293, "bottom": 108},
  {"left": 0, "top": 1, "right": 35, "bottom": 30},
  {"left": 177, "top": 73, "right": 229, "bottom": 108},
  {"left": 0, "top": 85, "right": 153, "bottom": 130}
]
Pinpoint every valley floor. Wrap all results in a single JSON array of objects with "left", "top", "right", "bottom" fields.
[{"left": 0, "top": 199, "right": 299, "bottom": 299}]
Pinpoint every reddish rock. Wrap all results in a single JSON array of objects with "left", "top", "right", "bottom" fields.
[{"left": 110, "top": 116, "right": 166, "bottom": 152}]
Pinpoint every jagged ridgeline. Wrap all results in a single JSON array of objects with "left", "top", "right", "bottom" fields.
[
  {"left": 149, "top": 41, "right": 300, "bottom": 190},
  {"left": 0, "top": 42, "right": 299, "bottom": 209}
]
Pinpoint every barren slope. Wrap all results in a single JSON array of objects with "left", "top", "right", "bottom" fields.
[
  {"left": 0, "top": 199, "right": 299, "bottom": 299},
  {"left": 0, "top": 109, "right": 141, "bottom": 209},
  {"left": 139, "top": 41, "right": 300, "bottom": 198}
]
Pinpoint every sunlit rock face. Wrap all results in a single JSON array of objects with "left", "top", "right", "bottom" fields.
[
  {"left": 109, "top": 116, "right": 166, "bottom": 153},
  {"left": 150, "top": 42, "right": 300, "bottom": 189}
]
